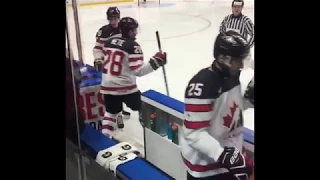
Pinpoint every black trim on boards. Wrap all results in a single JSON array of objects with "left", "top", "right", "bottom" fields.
[{"left": 143, "top": 126, "right": 147, "bottom": 160}]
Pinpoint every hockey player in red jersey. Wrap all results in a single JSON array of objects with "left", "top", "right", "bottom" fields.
[
  {"left": 100, "top": 17, "right": 167, "bottom": 137},
  {"left": 92, "top": 6, "right": 131, "bottom": 121},
  {"left": 181, "top": 31, "right": 253, "bottom": 180}
]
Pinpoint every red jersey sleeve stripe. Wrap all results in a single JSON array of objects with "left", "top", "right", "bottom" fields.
[
  {"left": 94, "top": 46, "right": 103, "bottom": 50},
  {"left": 129, "top": 57, "right": 143, "bottom": 62},
  {"left": 102, "top": 125, "right": 114, "bottom": 131},
  {"left": 97, "top": 39, "right": 107, "bottom": 43},
  {"left": 130, "top": 64, "right": 143, "bottom": 70},
  {"left": 182, "top": 155, "right": 222, "bottom": 172},
  {"left": 103, "top": 116, "right": 116, "bottom": 122},
  {"left": 184, "top": 120, "right": 210, "bottom": 129},
  {"left": 185, "top": 104, "right": 213, "bottom": 112},
  {"left": 129, "top": 54, "right": 144, "bottom": 70}
]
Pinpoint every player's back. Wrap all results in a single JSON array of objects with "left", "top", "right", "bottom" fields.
[
  {"left": 100, "top": 37, "right": 143, "bottom": 96},
  {"left": 186, "top": 67, "right": 222, "bottom": 98},
  {"left": 184, "top": 66, "right": 243, "bottom": 140}
]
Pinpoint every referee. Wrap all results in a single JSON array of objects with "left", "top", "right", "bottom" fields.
[{"left": 219, "top": 0, "right": 254, "bottom": 48}]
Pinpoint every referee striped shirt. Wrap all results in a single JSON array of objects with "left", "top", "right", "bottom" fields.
[{"left": 219, "top": 14, "right": 254, "bottom": 47}]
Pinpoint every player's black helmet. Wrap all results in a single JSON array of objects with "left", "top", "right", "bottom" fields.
[
  {"left": 106, "top": 7, "right": 120, "bottom": 20},
  {"left": 213, "top": 30, "right": 249, "bottom": 60},
  {"left": 119, "top": 17, "right": 139, "bottom": 39}
]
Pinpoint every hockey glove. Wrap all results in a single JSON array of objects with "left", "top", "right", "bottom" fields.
[
  {"left": 218, "top": 147, "right": 253, "bottom": 180},
  {"left": 244, "top": 77, "right": 254, "bottom": 105},
  {"left": 94, "top": 58, "right": 104, "bottom": 72},
  {"left": 149, "top": 52, "right": 167, "bottom": 70}
]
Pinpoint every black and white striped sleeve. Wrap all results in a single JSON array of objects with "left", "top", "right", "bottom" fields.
[
  {"left": 245, "top": 18, "right": 254, "bottom": 47},
  {"left": 219, "top": 15, "right": 229, "bottom": 33}
]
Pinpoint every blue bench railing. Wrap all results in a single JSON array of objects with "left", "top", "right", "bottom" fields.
[{"left": 142, "top": 89, "right": 254, "bottom": 145}]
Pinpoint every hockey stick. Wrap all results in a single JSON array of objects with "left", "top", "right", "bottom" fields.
[{"left": 155, "top": 31, "right": 170, "bottom": 96}]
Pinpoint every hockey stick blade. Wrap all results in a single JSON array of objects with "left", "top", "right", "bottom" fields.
[{"left": 155, "top": 31, "right": 170, "bottom": 96}]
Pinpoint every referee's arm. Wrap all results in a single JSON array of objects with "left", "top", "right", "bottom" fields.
[
  {"left": 246, "top": 18, "right": 254, "bottom": 47},
  {"left": 219, "top": 16, "right": 229, "bottom": 33}
]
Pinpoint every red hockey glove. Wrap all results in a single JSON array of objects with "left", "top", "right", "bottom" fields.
[{"left": 149, "top": 52, "right": 167, "bottom": 70}]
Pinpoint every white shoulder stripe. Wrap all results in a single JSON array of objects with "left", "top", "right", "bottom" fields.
[
  {"left": 129, "top": 60, "right": 143, "bottom": 66},
  {"left": 184, "top": 111, "right": 213, "bottom": 121},
  {"left": 184, "top": 98, "right": 215, "bottom": 105},
  {"left": 98, "top": 38, "right": 108, "bottom": 41},
  {"left": 129, "top": 54, "right": 143, "bottom": 58}
]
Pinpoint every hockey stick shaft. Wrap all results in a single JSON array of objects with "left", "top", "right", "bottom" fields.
[{"left": 156, "top": 31, "right": 170, "bottom": 96}]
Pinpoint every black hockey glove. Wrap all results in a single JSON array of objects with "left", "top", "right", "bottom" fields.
[
  {"left": 149, "top": 52, "right": 167, "bottom": 70},
  {"left": 244, "top": 78, "right": 254, "bottom": 106},
  {"left": 94, "top": 58, "right": 103, "bottom": 72},
  {"left": 218, "top": 147, "right": 253, "bottom": 180}
]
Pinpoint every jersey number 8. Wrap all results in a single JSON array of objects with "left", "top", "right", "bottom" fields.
[{"left": 103, "top": 50, "right": 125, "bottom": 76}]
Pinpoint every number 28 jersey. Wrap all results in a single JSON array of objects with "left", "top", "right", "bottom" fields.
[{"left": 100, "top": 37, "right": 154, "bottom": 95}]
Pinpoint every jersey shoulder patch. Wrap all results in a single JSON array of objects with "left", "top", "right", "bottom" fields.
[
  {"left": 185, "top": 68, "right": 222, "bottom": 100},
  {"left": 96, "top": 25, "right": 113, "bottom": 38},
  {"left": 96, "top": 29, "right": 103, "bottom": 38}
]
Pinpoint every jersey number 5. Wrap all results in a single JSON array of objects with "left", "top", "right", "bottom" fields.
[
  {"left": 188, "top": 83, "right": 203, "bottom": 96},
  {"left": 103, "top": 50, "right": 125, "bottom": 76}
]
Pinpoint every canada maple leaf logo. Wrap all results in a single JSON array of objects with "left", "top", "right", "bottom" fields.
[{"left": 223, "top": 102, "right": 238, "bottom": 128}]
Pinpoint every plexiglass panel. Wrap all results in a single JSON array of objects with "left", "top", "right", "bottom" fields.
[
  {"left": 66, "top": 0, "right": 87, "bottom": 179},
  {"left": 66, "top": 139, "right": 118, "bottom": 180}
]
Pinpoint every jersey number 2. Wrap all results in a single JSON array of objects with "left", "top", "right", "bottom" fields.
[
  {"left": 103, "top": 50, "right": 125, "bottom": 76},
  {"left": 188, "top": 83, "right": 203, "bottom": 96}
]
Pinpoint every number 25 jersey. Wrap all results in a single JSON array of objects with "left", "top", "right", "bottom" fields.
[
  {"left": 100, "top": 37, "right": 154, "bottom": 95},
  {"left": 180, "top": 67, "right": 244, "bottom": 178}
]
